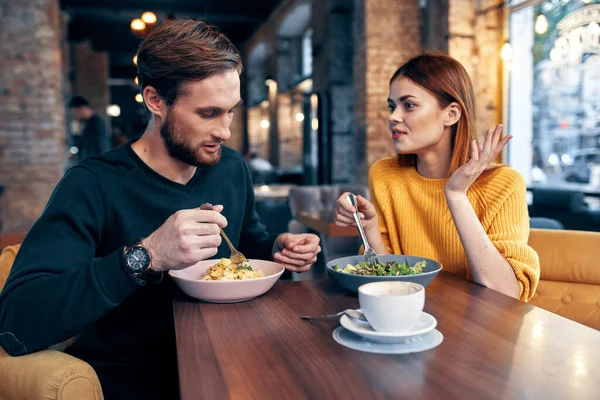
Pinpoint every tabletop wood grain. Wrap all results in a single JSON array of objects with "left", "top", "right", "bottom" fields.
[{"left": 173, "top": 272, "right": 600, "bottom": 400}]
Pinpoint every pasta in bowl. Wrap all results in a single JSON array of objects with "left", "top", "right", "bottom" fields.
[
  {"left": 169, "top": 258, "right": 285, "bottom": 303},
  {"left": 200, "top": 258, "right": 264, "bottom": 281}
]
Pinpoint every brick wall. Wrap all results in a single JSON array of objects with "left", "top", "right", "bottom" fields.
[
  {"left": 355, "top": 0, "right": 422, "bottom": 183},
  {"left": 71, "top": 41, "right": 109, "bottom": 123},
  {"left": 449, "top": 0, "right": 504, "bottom": 140},
  {"left": 0, "top": 0, "right": 65, "bottom": 233}
]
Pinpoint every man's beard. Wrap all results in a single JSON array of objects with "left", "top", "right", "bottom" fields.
[{"left": 160, "top": 112, "right": 221, "bottom": 167}]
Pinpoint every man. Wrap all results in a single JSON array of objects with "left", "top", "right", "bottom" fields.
[
  {"left": 69, "top": 96, "right": 110, "bottom": 160},
  {"left": 0, "top": 20, "right": 321, "bottom": 399}
]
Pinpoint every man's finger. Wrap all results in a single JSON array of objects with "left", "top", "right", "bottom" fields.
[
  {"left": 292, "top": 242, "right": 321, "bottom": 253},
  {"left": 281, "top": 248, "right": 316, "bottom": 261},
  {"left": 274, "top": 252, "right": 313, "bottom": 266}
]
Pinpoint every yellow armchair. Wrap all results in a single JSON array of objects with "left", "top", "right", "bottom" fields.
[
  {"left": 0, "top": 245, "right": 104, "bottom": 400},
  {"left": 528, "top": 229, "right": 600, "bottom": 330}
]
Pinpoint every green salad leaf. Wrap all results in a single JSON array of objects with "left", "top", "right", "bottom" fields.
[{"left": 333, "top": 259, "right": 426, "bottom": 276}]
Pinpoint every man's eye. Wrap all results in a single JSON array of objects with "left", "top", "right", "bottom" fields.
[{"left": 199, "top": 109, "right": 219, "bottom": 118}]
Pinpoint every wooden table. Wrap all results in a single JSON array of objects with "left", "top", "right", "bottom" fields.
[
  {"left": 173, "top": 273, "right": 600, "bottom": 400},
  {"left": 296, "top": 211, "right": 358, "bottom": 237},
  {"left": 254, "top": 184, "right": 294, "bottom": 203}
]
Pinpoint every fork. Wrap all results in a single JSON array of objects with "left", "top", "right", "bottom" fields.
[
  {"left": 346, "top": 193, "right": 379, "bottom": 266},
  {"left": 300, "top": 309, "right": 367, "bottom": 322},
  {"left": 200, "top": 203, "right": 249, "bottom": 265}
]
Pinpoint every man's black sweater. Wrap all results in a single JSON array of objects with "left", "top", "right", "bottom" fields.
[{"left": 0, "top": 143, "right": 276, "bottom": 396}]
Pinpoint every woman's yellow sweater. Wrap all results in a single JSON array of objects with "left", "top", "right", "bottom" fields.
[{"left": 369, "top": 157, "right": 540, "bottom": 301}]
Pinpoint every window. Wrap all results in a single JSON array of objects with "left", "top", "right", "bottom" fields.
[{"left": 508, "top": 0, "right": 600, "bottom": 188}]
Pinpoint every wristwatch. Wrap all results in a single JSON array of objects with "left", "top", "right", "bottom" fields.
[{"left": 123, "top": 241, "right": 162, "bottom": 284}]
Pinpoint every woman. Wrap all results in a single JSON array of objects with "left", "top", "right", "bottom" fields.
[{"left": 335, "top": 53, "right": 539, "bottom": 301}]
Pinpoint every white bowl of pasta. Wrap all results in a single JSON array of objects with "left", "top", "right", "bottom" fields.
[{"left": 169, "top": 258, "right": 285, "bottom": 303}]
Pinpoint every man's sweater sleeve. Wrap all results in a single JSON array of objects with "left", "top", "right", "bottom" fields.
[{"left": 0, "top": 167, "right": 141, "bottom": 356}]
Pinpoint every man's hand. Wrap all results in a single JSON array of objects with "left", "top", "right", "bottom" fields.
[
  {"left": 142, "top": 205, "right": 227, "bottom": 272},
  {"left": 273, "top": 233, "right": 321, "bottom": 272}
]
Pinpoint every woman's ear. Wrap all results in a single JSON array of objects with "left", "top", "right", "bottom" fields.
[
  {"left": 443, "top": 102, "right": 462, "bottom": 127},
  {"left": 143, "top": 86, "right": 167, "bottom": 120}
]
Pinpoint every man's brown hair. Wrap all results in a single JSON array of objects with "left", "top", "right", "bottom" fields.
[{"left": 137, "top": 19, "right": 242, "bottom": 106}]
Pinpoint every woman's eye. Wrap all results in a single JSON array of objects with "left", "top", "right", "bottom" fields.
[
  {"left": 404, "top": 102, "right": 415, "bottom": 110},
  {"left": 388, "top": 104, "right": 395, "bottom": 112}
]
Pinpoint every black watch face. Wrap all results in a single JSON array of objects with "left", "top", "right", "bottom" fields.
[{"left": 126, "top": 246, "right": 151, "bottom": 272}]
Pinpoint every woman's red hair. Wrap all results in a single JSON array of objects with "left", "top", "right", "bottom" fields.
[{"left": 390, "top": 53, "right": 478, "bottom": 176}]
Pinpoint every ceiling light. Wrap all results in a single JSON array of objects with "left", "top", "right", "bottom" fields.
[
  {"left": 141, "top": 12, "right": 157, "bottom": 24},
  {"left": 130, "top": 18, "right": 146, "bottom": 32}
]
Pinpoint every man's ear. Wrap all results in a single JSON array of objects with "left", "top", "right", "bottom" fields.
[
  {"left": 143, "top": 86, "right": 167, "bottom": 120},
  {"left": 443, "top": 102, "right": 462, "bottom": 127}
]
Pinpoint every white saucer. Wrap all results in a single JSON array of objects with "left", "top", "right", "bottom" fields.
[
  {"left": 333, "top": 326, "right": 443, "bottom": 354},
  {"left": 340, "top": 311, "right": 437, "bottom": 343}
]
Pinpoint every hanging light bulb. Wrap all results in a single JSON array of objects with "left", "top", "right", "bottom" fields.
[
  {"left": 588, "top": 22, "right": 600, "bottom": 36},
  {"left": 295, "top": 113, "right": 305, "bottom": 122},
  {"left": 535, "top": 14, "right": 548, "bottom": 35},
  {"left": 133, "top": 55, "right": 138, "bottom": 65},
  {"left": 501, "top": 42, "right": 513, "bottom": 61},
  {"left": 134, "top": 76, "right": 139, "bottom": 85},
  {"left": 130, "top": 18, "right": 146, "bottom": 32},
  {"left": 260, "top": 119, "right": 270, "bottom": 129},
  {"left": 141, "top": 12, "right": 157, "bottom": 25},
  {"left": 135, "top": 94, "right": 143, "bottom": 103}
]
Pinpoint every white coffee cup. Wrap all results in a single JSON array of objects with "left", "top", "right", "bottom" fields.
[{"left": 358, "top": 281, "right": 425, "bottom": 333}]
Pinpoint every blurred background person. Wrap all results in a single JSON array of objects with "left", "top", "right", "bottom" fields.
[{"left": 69, "top": 96, "right": 110, "bottom": 161}]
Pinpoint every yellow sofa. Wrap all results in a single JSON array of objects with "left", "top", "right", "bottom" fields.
[
  {"left": 528, "top": 228, "right": 600, "bottom": 330},
  {"left": 0, "top": 245, "right": 104, "bottom": 400}
]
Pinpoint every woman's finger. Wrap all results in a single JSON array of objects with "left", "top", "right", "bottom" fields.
[
  {"left": 335, "top": 213, "right": 355, "bottom": 226},
  {"left": 494, "top": 134, "right": 513, "bottom": 157},
  {"left": 481, "top": 128, "right": 494, "bottom": 158},
  {"left": 470, "top": 139, "right": 480, "bottom": 162},
  {"left": 489, "top": 124, "right": 503, "bottom": 156}
]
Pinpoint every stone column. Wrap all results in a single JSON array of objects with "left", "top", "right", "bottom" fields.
[
  {"left": 0, "top": 0, "right": 66, "bottom": 233},
  {"left": 449, "top": 0, "right": 504, "bottom": 139},
  {"left": 354, "top": 0, "right": 422, "bottom": 183}
]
